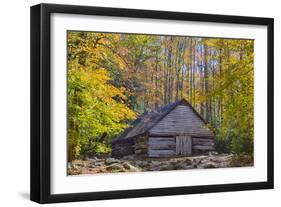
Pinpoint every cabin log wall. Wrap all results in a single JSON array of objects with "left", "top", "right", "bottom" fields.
[
  {"left": 192, "top": 137, "right": 215, "bottom": 155},
  {"left": 148, "top": 136, "right": 176, "bottom": 157},
  {"left": 112, "top": 136, "right": 215, "bottom": 157},
  {"left": 134, "top": 135, "right": 148, "bottom": 156}
]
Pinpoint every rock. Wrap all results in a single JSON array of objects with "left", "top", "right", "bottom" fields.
[
  {"left": 209, "top": 151, "right": 218, "bottom": 156},
  {"left": 91, "top": 156, "right": 98, "bottom": 161},
  {"left": 75, "top": 162, "right": 86, "bottom": 167},
  {"left": 148, "top": 166, "right": 161, "bottom": 171},
  {"left": 71, "top": 164, "right": 79, "bottom": 170},
  {"left": 123, "top": 163, "right": 133, "bottom": 170},
  {"left": 67, "top": 153, "right": 253, "bottom": 174},
  {"left": 161, "top": 163, "right": 182, "bottom": 171},
  {"left": 160, "top": 165, "right": 176, "bottom": 171},
  {"left": 202, "top": 162, "right": 217, "bottom": 168},
  {"left": 184, "top": 159, "right": 192, "bottom": 165},
  {"left": 105, "top": 163, "right": 123, "bottom": 171},
  {"left": 67, "top": 165, "right": 82, "bottom": 175},
  {"left": 83, "top": 157, "right": 90, "bottom": 161},
  {"left": 193, "top": 158, "right": 202, "bottom": 164},
  {"left": 150, "top": 161, "right": 160, "bottom": 166},
  {"left": 115, "top": 169, "right": 127, "bottom": 173},
  {"left": 88, "top": 162, "right": 103, "bottom": 168},
  {"left": 95, "top": 163, "right": 103, "bottom": 167},
  {"left": 97, "top": 168, "right": 106, "bottom": 173},
  {"left": 229, "top": 155, "right": 253, "bottom": 167},
  {"left": 123, "top": 163, "right": 140, "bottom": 172},
  {"left": 87, "top": 160, "right": 96, "bottom": 165},
  {"left": 200, "top": 158, "right": 211, "bottom": 164},
  {"left": 182, "top": 164, "right": 195, "bottom": 169},
  {"left": 229, "top": 161, "right": 242, "bottom": 167},
  {"left": 105, "top": 158, "right": 119, "bottom": 165},
  {"left": 88, "top": 164, "right": 95, "bottom": 168},
  {"left": 68, "top": 170, "right": 81, "bottom": 175},
  {"left": 170, "top": 160, "right": 179, "bottom": 166},
  {"left": 129, "top": 161, "right": 136, "bottom": 166},
  {"left": 135, "top": 161, "right": 149, "bottom": 168}
]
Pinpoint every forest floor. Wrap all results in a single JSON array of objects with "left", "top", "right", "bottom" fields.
[{"left": 67, "top": 153, "right": 253, "bottom": 175}]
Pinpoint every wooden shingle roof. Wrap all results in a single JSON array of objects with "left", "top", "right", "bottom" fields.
[{"left": 111, "top": 99, "right": 213, "bottom": 143}]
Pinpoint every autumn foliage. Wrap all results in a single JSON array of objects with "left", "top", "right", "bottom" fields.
[{"left": 67, "top": 31, "right": 254, "bottom": 161}]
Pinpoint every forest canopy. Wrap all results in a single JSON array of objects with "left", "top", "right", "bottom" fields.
[{"left": 67, "top": 31, "right": 254, "bottom": 161}]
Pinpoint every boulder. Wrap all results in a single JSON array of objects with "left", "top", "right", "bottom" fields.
[
  {"left": 91, "top": 156, "right": 98, "bottom": 161},
  {"left": 202, "top": 162, "right": 217, "bottom": 168},
  {"left": 160, "top": 161, "right": 183, "bottom": 171},
  {"left": 209, "top": 151, "right": 219, "bottom": 156},
  {"left": 123, "top": 162, "right": 133, "bottom": 170},
  {"left": 105, "top": 158, "right": 119, "bottom": 165},
  {"left": 123, "top": 163, "right": 140, "bottom": 172},
  {"left": 160, "top": 165, "right": 176, "bottom": 171},
  {"left": 71, "top": 164, "right": 79, "bottom": 170},
  {"left": 105, "top": 163, "right": 123, "bottom": 171},
  {"left": 87, "top": 164, "right": 95, "bottom": 168},
  {"left": 75, "top": 163, "right": 85, "bottom": 167},
  {"left": 150, "top": 161, "right": 161, "bottom": 166},
  {"left": 184, "top": 159, "right": 193, "bottom": 165},
  {"left": 135, "top": 161, "right": 149, "bottom": 168}
]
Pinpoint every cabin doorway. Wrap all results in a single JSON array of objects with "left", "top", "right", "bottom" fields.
[{"left": 176, "top": 135, "right": 192, "bottom": 155}]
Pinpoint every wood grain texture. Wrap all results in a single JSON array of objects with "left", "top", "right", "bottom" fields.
[
  {"left": 176, "top": 135, "right": 192, "bottom": 155},
  {"left": 149, "top": 105, "right": 214, "bottom": 137},
  {"left": 149, "top": 149, "right": 176, "bottom": 157},
  {"left": 193, "top": 145, "right": 214, "bottom": 150},
  {"left": 134, "top": 135, "right": 148, "bottom": 155},
  {"left": 192, "top": 138, "right": 214, "bottom": 146}
]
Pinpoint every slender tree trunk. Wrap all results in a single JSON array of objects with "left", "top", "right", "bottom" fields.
[
  {"left": 175, "top": 40, "right": 179, "bottom": 101},
  {"left": 167, "top": 47, "right": 172, "bottom": 103},
  {"left": 154, "top": 49, "right": 159, "bottom": 109},
  {"left": 192, "top": 39, "right": 196, "bottom": 107},
  {"left": 180, "top": 40, "right": 186, "bottom": 99},
  {"left": 189, "top": 38, "right": 193, "bottom": 104},
  {"left": 218, "top": 46, "right": 223, "bottom": 126},
  {"left": 204, "top": 43, "right": 210, "bottom": 122},
  {"left": 164, "top": 47, "right": 168, "bottom": 104}
]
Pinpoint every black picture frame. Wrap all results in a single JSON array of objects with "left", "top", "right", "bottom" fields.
[{"left": 30, "top": 3, "right": 274, "bottom": 204}]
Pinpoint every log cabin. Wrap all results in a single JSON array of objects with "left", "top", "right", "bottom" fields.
[{"left": 111, "top": 99, "right": 215, "bottom": 158}]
